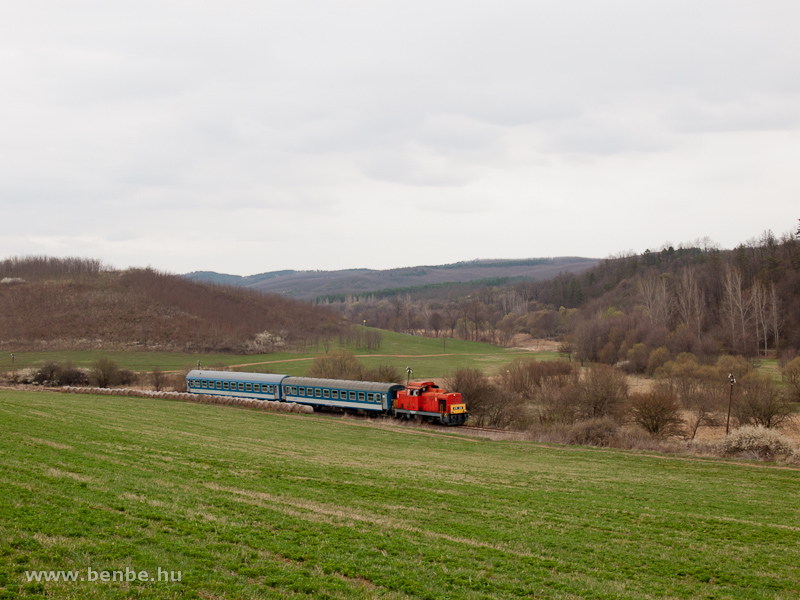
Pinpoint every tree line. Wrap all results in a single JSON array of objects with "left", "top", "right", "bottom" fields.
[{"left": 328, "top": 223, "right": 800, "bottom": 367}]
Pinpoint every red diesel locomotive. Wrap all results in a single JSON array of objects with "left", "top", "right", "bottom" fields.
[{"left": 393, "top": 380, "right": 469, "bottom": 426}]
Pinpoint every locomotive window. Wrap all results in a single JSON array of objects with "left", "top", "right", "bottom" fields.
[
  {"left": 246, "top": 383, "right": 252, "bottom": 392},
  {"left": 323, "top": 389, "right": 330, "bottom": 398},
  {"left": 315, "top": 388, "right": 322, "bottom": 398},
  {"left": 358, "top": 392, "right": 365, "bottom": 402}
]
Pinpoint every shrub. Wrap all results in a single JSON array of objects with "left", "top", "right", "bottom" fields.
[
  {"left": 574, "top": 365, "right": 628, "bottom": 421},
  {"left": 718, "top": 426, "right": 794, "bottom": 460},
  {"left": 362, "top": 363, "right": 402, "bottom": 384},
  {"left": 445, "top": 368, "right": 495, "bottom": 426},
  {"left": 118, "top": 369, "right": 137, "bottom": 386},
  {"left": 568, "top": 418, "right": 620, "bottom": 447},
  {"left": 715, "top": 355, "right": 752, "bottom": 379},
  {"left": 60, "top": 363, "right": 88, "bottom": 386},
  {"left": 598, "top": 341, "right": 618, "bottom": 365},
  {"left": 498, "top": 358, "right": 575, "bottom": 400},
  {"left": 535, "top": 382, "right": 579, "bottom": 424},
  {"left": 782, "top": 356, "right": 800, "bottom": 402},
  {"left": 482, "top": 387, "right": 526, "bottom": 429},
  {"left": 646, "top": 346, "right": 671, "bottom": 376},
  {"left": 307, "top": 349, "right": 363, "bottom": 381},
  {"left": 33, "top": 362, "right": 62, "bottom": 386},
  {"left": 89, "top": 357, "right": 120, "bottom": 388},
  {"left": 625, "top": 343, "right": 651, "bottom": 374},
  {"left": 628, "top": 383, "right": 685, "bottom": 438},
  {"left": 149, "top": 366, "right": 167, "bottom": 391},
  {"left": 733, "top": 376, "right": 792, "bottom": 429}
]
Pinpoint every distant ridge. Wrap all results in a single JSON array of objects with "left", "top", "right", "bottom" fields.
[
  {"left": 184, "top": 270, "right": 295, "bottom": 287},
  {"left": 183, "top": 257, "right": 599, "bottom": 300}
]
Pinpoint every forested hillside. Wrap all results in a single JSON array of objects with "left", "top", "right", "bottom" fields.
[
  {"left": 187, "top": 257, "right": 599, "bottom": 299},
  {"left": 333, "top": 224, "right": 800, "bottom": 364},
  {"left": 0, "top": 257, "right": 344, "bottom": 352}
]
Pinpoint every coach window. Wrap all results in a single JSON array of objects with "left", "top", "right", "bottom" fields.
[
  {"left": 216, "top": 381, "right": 221, "bottom": 389},
  {"left": 331, "top": 390, "right": 338, "bottom": 399},
  {"left": 323, "top": 389, "right": 330, "bottom": 398},
  {"left": 237, "top": 383, "right": 244, "bottom": 391},
  {"left": 358, "top": 392, "right": 365, "bottom": 402},
  {"left": 349, "top": 391, "right": 356, "bottom": 401},
  {"left": 267, "top": 385, "right": 273, "bottom": 393},
  {"left": 201, "top": 381, "right": 207, "bottom": 388},
  {"left": 245, "top": 383, "right": 252, "bottom": 392},
  {"left": 313, "top": 388, "right": 320, "bottom": 398},
  {"left": 223, "top": 382, "right": 229, "bottom": 390}
]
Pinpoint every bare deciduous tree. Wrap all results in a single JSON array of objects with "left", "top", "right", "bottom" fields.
[
  {"left": 149, "top": 366, "right": 167, "bottom": 391},
  {"left": 721, "top": 266, "right": 749, "bottom": 354},
  {"left": 675, "top": 266, "right": 705, "bottom": 338},
  {"left": 637, "top": 274, "right": 674, "bottom": 327},
  {"left": 628, "top": 383, "right": 685, "bottom": 438}
]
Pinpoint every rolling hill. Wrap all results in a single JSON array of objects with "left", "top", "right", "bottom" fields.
[{"left": 184, "top": 257, "right": 599, "bottom": 300}]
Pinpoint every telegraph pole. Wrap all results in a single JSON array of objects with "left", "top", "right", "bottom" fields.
[
  {"left": 406, "top": 366, "right": 412, "bottom": 387},
  {"left": 725, "top": 373, "right": 736, "bottom": 435},
  {"left": 11, "top": 353, "right": 15, "bottom": 382}
]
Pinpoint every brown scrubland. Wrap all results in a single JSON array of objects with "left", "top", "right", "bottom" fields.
[{"left": 0, "top": 256, "right": 345, "bottom": 352}]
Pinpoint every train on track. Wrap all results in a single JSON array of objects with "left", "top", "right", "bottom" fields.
[{"left": 186, "top": 370, "right": 469, "bottom": 425}]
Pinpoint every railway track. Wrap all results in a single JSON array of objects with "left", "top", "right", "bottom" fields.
[{"left": 461, "top": 424, "right": 528, "bottom": 438}]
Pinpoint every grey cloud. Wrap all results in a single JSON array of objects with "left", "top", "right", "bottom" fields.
[{"left": 669, "top": 97, "right": 800, "bottom": 134}]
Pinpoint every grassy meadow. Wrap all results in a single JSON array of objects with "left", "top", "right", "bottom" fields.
[
  {"left": 0, "top": 329, "right": 550, "bottom": 380},
  {"left": 1, "top": 389, "right": 798, "bottom": 599}
]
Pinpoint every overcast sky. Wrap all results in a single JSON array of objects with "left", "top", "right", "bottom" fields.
[{"left": 1, "top": 1, "right": 798, "bottom": 275}]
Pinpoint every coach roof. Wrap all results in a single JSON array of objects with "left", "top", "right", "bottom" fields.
[
  {"left": 187, "top": 370, "right": 289, "bottom": 384},
  {"left": 282, "top": 377, "right": 404, "bottom": 393}
]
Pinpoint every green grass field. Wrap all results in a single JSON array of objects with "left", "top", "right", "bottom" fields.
[
  {"left": 1, "top": 389, "right": 798, "bottom": 599},
  {"left": 0, "top": 330, "right": 549, "bottom": 380}
]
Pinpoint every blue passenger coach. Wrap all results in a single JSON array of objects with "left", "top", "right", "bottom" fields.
[
  {"left": 186, "top": 370, "right": 288, "bottom": 401},
  {"left": 185, "top": 370, "right": 405, "bottom": 413},
  {"left": 281, "top": 377, "right": 404, "bottom": 412}
]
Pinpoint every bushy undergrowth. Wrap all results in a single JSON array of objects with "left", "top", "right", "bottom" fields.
[
  {"left": 717, "top": 426, "right": 795, "bottom": 461},
  {"left": 305, "top": 349, "right": 402, "bottom": 383},
  {"left": 523, "top": 421, "right": 798, "bottom": 462},
  {"left": 0, "top": 258, "right": 346, "bottom": 353}
]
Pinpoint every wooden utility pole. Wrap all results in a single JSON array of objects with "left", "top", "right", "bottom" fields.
[{"left": 725, "top": 373, "right": 736, "bottom": 435}]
